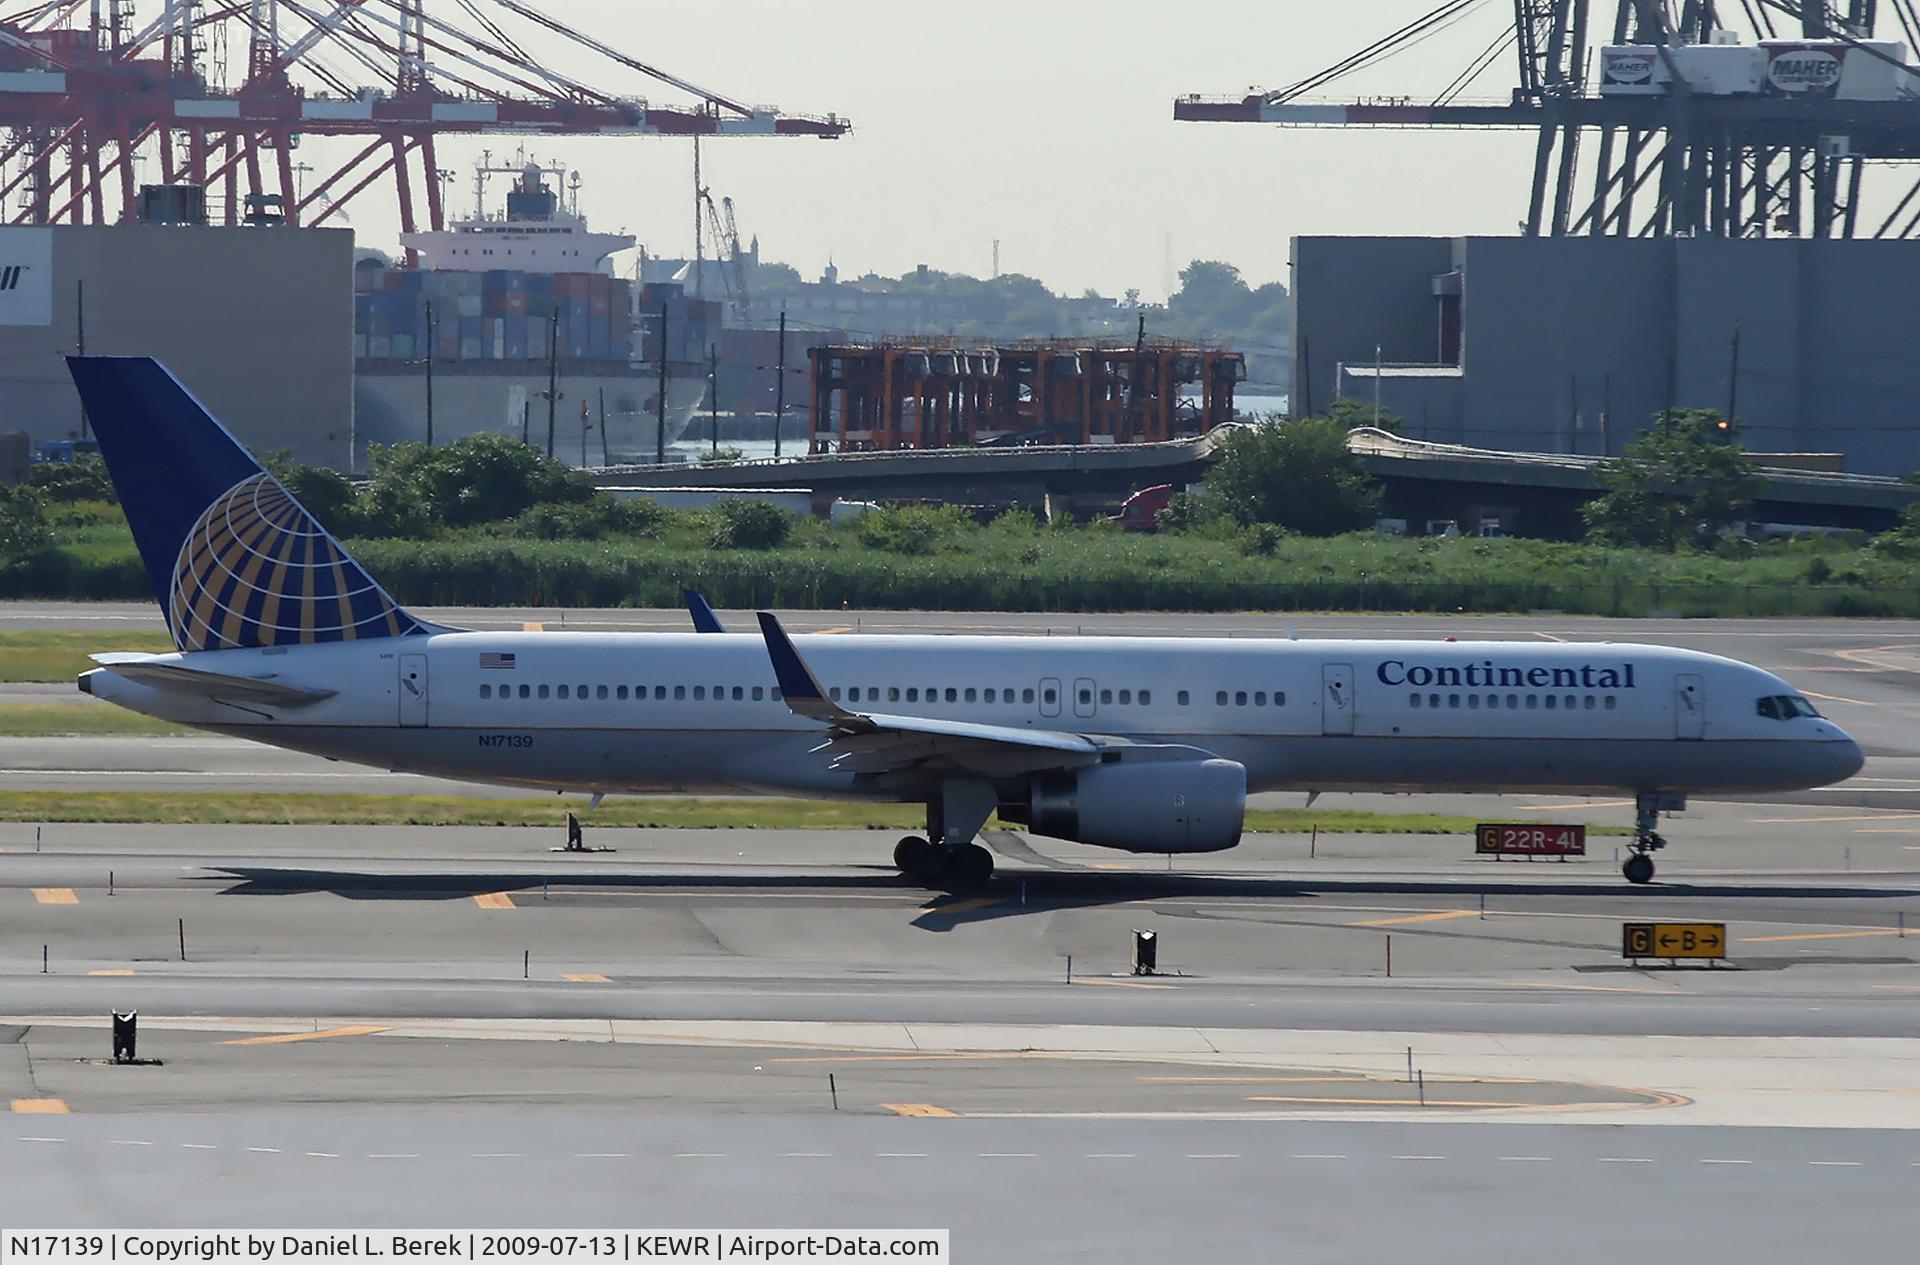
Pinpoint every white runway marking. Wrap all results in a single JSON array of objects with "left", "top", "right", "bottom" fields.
[{"left": 1600, "top": 1157, "right": 1654, "bottom": 1163}]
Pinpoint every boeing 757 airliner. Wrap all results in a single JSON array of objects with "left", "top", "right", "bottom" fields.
[{"left": 66, "top": 358, "right": 1863, "bottom": 885}]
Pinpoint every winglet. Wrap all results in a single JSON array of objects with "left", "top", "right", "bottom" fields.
[
  {"left": 684, "top": 589, "right": 726, "bottom": 634},
  {"left": 755, "top": 612, "right": 842, "bottom": 721}
]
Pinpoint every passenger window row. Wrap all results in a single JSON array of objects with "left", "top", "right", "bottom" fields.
[
  {"left": 479, "top": 682, "right": 786, "bottom": 702},
  {"left": 1214, "top": 690, "right": 1287, "bottom": 707},
  {"left": 1410, "top": 692, "right": 1617, "bottom": 712}
]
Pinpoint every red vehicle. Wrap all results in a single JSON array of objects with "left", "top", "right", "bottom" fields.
[{"left": 1112, "top": 484, "right": 1176, "bottom": 532}]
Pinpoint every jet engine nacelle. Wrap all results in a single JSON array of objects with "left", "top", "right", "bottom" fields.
[{"left": 1025, "top": 758, "right": 1246, "bottom": 853}]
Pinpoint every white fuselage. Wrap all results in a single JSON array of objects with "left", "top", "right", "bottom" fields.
[{"left": 81, "top": 632, "right": 1864, "bottom": 803}]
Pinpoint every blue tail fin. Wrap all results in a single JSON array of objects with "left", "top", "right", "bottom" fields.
[{"left": 66, "top": 356, "right": 429, "bottom": 652}]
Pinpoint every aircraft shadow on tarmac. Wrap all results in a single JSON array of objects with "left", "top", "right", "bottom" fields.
[{"left": 198, "top": 866, "right": 1920, "bottom": 933}]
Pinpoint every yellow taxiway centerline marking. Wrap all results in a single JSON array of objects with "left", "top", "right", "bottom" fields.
[
  {"left": 472, "top": 892, "right": 516, "bottom": 910},
  {"left": 1246, "top": 1095, "right": 1532, "bottom": 1109},
  {"left": 521, "top": 622, "right": 544, "bottom": 632},
  {"left": 817, "top": 626, "right": 854, "bottom": 635},
  {"left": 1797, "top": 688, "right": 1873, "bottom": 707},
  {"left": 11, "top": 1099, "right": 69, "bottom": 1114},
  {"left": 1136, "top": 1082, "right": 1367, "bottom": 1090},
  {"left": 881, "top": 1104, "right": 958, "bottom": 1118},
  {"left": 917, "top": 898, "right": 998, "bottom": 916},
  {"left": 222, "top": 1025, "right": 390, "bottom": 1047},
  {"left": 1533, "top": 631, "right": 1567, "bottom": 643},
  {"left": 86, "top": 969, "right": 133, "bottom": 977},
  {"left": 1742, "top": 929, "right": 1902, "bottom": 943},
  {"left": 563, "top": 973, "right": 610, "bottom": 983},
  {"left": 1833, "top": 644, "right": 1920, "bottom": 673},
  {"left": 1070, "top": 978, "right": 1177, "bottom": 990},
  {"left": 31, "top": 888, "right": 76, "bottom": 905},
  {"left": 1348, "top": 910, "right": 1478, "bottom": 928}
]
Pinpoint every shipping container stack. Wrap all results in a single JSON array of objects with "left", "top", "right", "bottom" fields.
[
  {"left": 353, "top": 266, "right": 641, "bottom": 366},
  {"left": 634, "top": 282, "right": 723, "bottom": 368}
]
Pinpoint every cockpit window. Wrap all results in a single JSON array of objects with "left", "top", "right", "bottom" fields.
[{"left": 1757, "top": 694, "right": 1821, "bottom": 721}]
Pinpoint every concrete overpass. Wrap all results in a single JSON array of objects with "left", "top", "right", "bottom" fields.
[{"left": 590, "top": 426, "right": 1920, "bottom": 533}]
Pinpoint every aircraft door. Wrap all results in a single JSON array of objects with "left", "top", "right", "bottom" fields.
[
  {"left": 398, "top": 654, "right": 429, "bottom": 728},
  {"left": 1321, "top": 663, "right": 1355, "bottom": 736},
  {"left": 1039, "top": 677, "right": 1062, "bottom": 718},
  {"left": 1073, "top": 677, "right": 1098, "bottom": 719},
  {"left": 1675, "top": 672, "right": 1705, "bottom": 740}
]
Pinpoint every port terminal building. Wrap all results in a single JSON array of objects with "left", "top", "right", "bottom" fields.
[
  {"left": 1293, "top": 235, "right": 1920, "bottom": 477},
  {"left": 0, "top": 223, "right": 354, "bottom": 468}
]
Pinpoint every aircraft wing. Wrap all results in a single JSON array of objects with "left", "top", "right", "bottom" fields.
[
  {"left": 755, "top": 612, "right": 1102, "bottom": 776},
  {"left": 87, "top": 654, "right": 338, "bottom": 708}
]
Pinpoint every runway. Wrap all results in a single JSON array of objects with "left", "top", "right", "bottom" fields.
[{"left": 3, "top": 604, "right": 1919, "bottom": 1253}]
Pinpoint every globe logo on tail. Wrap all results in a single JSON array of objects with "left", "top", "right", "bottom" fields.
[{"left": 167, "top": 473, "right": 423, "bottom": 651}]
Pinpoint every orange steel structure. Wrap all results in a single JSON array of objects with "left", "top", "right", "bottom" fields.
[
  {"left": 0, "top": 1, "right": 846, "bottom": 236},
  {"left": 808, "top": 339, "right": 1246, "bottom": 453}
]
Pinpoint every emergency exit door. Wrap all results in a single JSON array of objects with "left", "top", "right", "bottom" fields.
[
  {"left": 399, "top": 654, "right": 429, "bottom": 727},
  {"left": 1321, "top": 663, "right": 1355, "bottom": 735},
  {"left": 1675, "top": 672, "right": 1704, "bottom": 740}
]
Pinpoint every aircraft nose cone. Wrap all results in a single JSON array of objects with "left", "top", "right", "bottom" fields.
[{"left": 1822, "top": 733, "right": 1866, "bottom": 784}]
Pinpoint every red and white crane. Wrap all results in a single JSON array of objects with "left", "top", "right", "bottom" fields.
[{"left": 0, "top": 0, "right": 848, "bottom": 236}]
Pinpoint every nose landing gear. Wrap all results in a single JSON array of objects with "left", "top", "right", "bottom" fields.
[{"left": 1625, "top": 793, "right": 1681, "bottom": 884}]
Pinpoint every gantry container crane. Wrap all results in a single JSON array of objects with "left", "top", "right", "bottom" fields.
[{"left": 0, "top": 0, "right": 847, "bottom": 240}]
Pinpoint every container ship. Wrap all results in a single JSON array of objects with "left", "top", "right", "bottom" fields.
[{"left": 353, "top": 161, "right": 714, "bottom": 466}]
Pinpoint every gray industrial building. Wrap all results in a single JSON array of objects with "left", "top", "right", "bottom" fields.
[
  {"left": 1293, "top": 236, "right": 1919, "bottom": 477},
  {"left": 0, "top": 224, "right": 354, "bottom": 469}
]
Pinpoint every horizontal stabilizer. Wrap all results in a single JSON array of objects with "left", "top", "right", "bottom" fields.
[{"left": 88, "top": 655, "right": 337, "bottom": 708}]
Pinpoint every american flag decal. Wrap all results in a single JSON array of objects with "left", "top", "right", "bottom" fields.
[{"left": 480, "top": 652, "right": 517, "bottom": 670}]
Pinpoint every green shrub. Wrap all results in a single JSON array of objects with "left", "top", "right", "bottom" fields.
[
  {"left": 857, "top": 504, "right": 974, "bottom": 554},
  {"left": 0, "top": 485, "right": 51, "bottom": 564},
  {"left": 708, "top": 499, "right": 793, "bottom": 550},
  {"left": 26, "top": 456, "right": 115, "bottom": 504}
]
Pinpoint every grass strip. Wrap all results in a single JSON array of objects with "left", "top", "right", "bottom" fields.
[
  {"left": 0, "top": 704, "right": 190, "bottom": 737},
  {"left": 0, "top": 631, "right": 174, "bottom": 684},
  {"left": 0, "top": 789, "right": 1629, "bottom": 835}
]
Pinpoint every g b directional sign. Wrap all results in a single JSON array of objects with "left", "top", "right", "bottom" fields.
[{"left": 1622, "top": 921, "right": 1727, "bottom": 962}]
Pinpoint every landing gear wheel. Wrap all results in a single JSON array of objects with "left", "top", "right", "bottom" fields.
[
  {"left": 894, "top": 835, "right": 936, "bottom": 878},
  {"left": 947, "top": 843, "right": 994, "bottom": 887},
  {"left": 1623, "top": 853, "right": 1656, "bottom": 885}
]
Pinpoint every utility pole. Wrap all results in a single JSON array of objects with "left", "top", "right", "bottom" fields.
[
  {"left": 76, "top": 279, "right": 88, "bottom": 440},
  {"left": 773, "top": 308, "right": 788, "bottom": 459},
  {"left": 655, "top": 302, "right": 669, "bottom": 465},
  {"left": 709, "top": 342, "right": 720, "bottom": 456},
  {"left": 1727, "top": 319, "right": 1741, "bottom": 429},
  {"left": 424, "top": 299, "right": 435, "bottom": 447},
  {"left": 580, "top": 400, "right": 590, "bottom": 467},
  {"left": 598, "top": 385, "right": 609, "bottom": 467},
  {"left": 545, "top": 307, "right": 559, "bottom": 459},
  {"left": 1373, "top": 342, "right": 1382, "bottom": 429}
]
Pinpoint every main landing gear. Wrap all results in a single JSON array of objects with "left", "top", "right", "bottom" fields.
[
  {"left": 1624, "top": 792, "right": 1678, "bottom": 885},
  {"left": 894, "top": 834, "right": 994, "bottom": 887},
  {"left": 893, "top": 778, "right": 998, "bottom": 889}
]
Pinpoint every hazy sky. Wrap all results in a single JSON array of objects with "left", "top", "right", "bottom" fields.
[{"left": 288, "top": 1, "right": 1826, "bottom": 298}]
